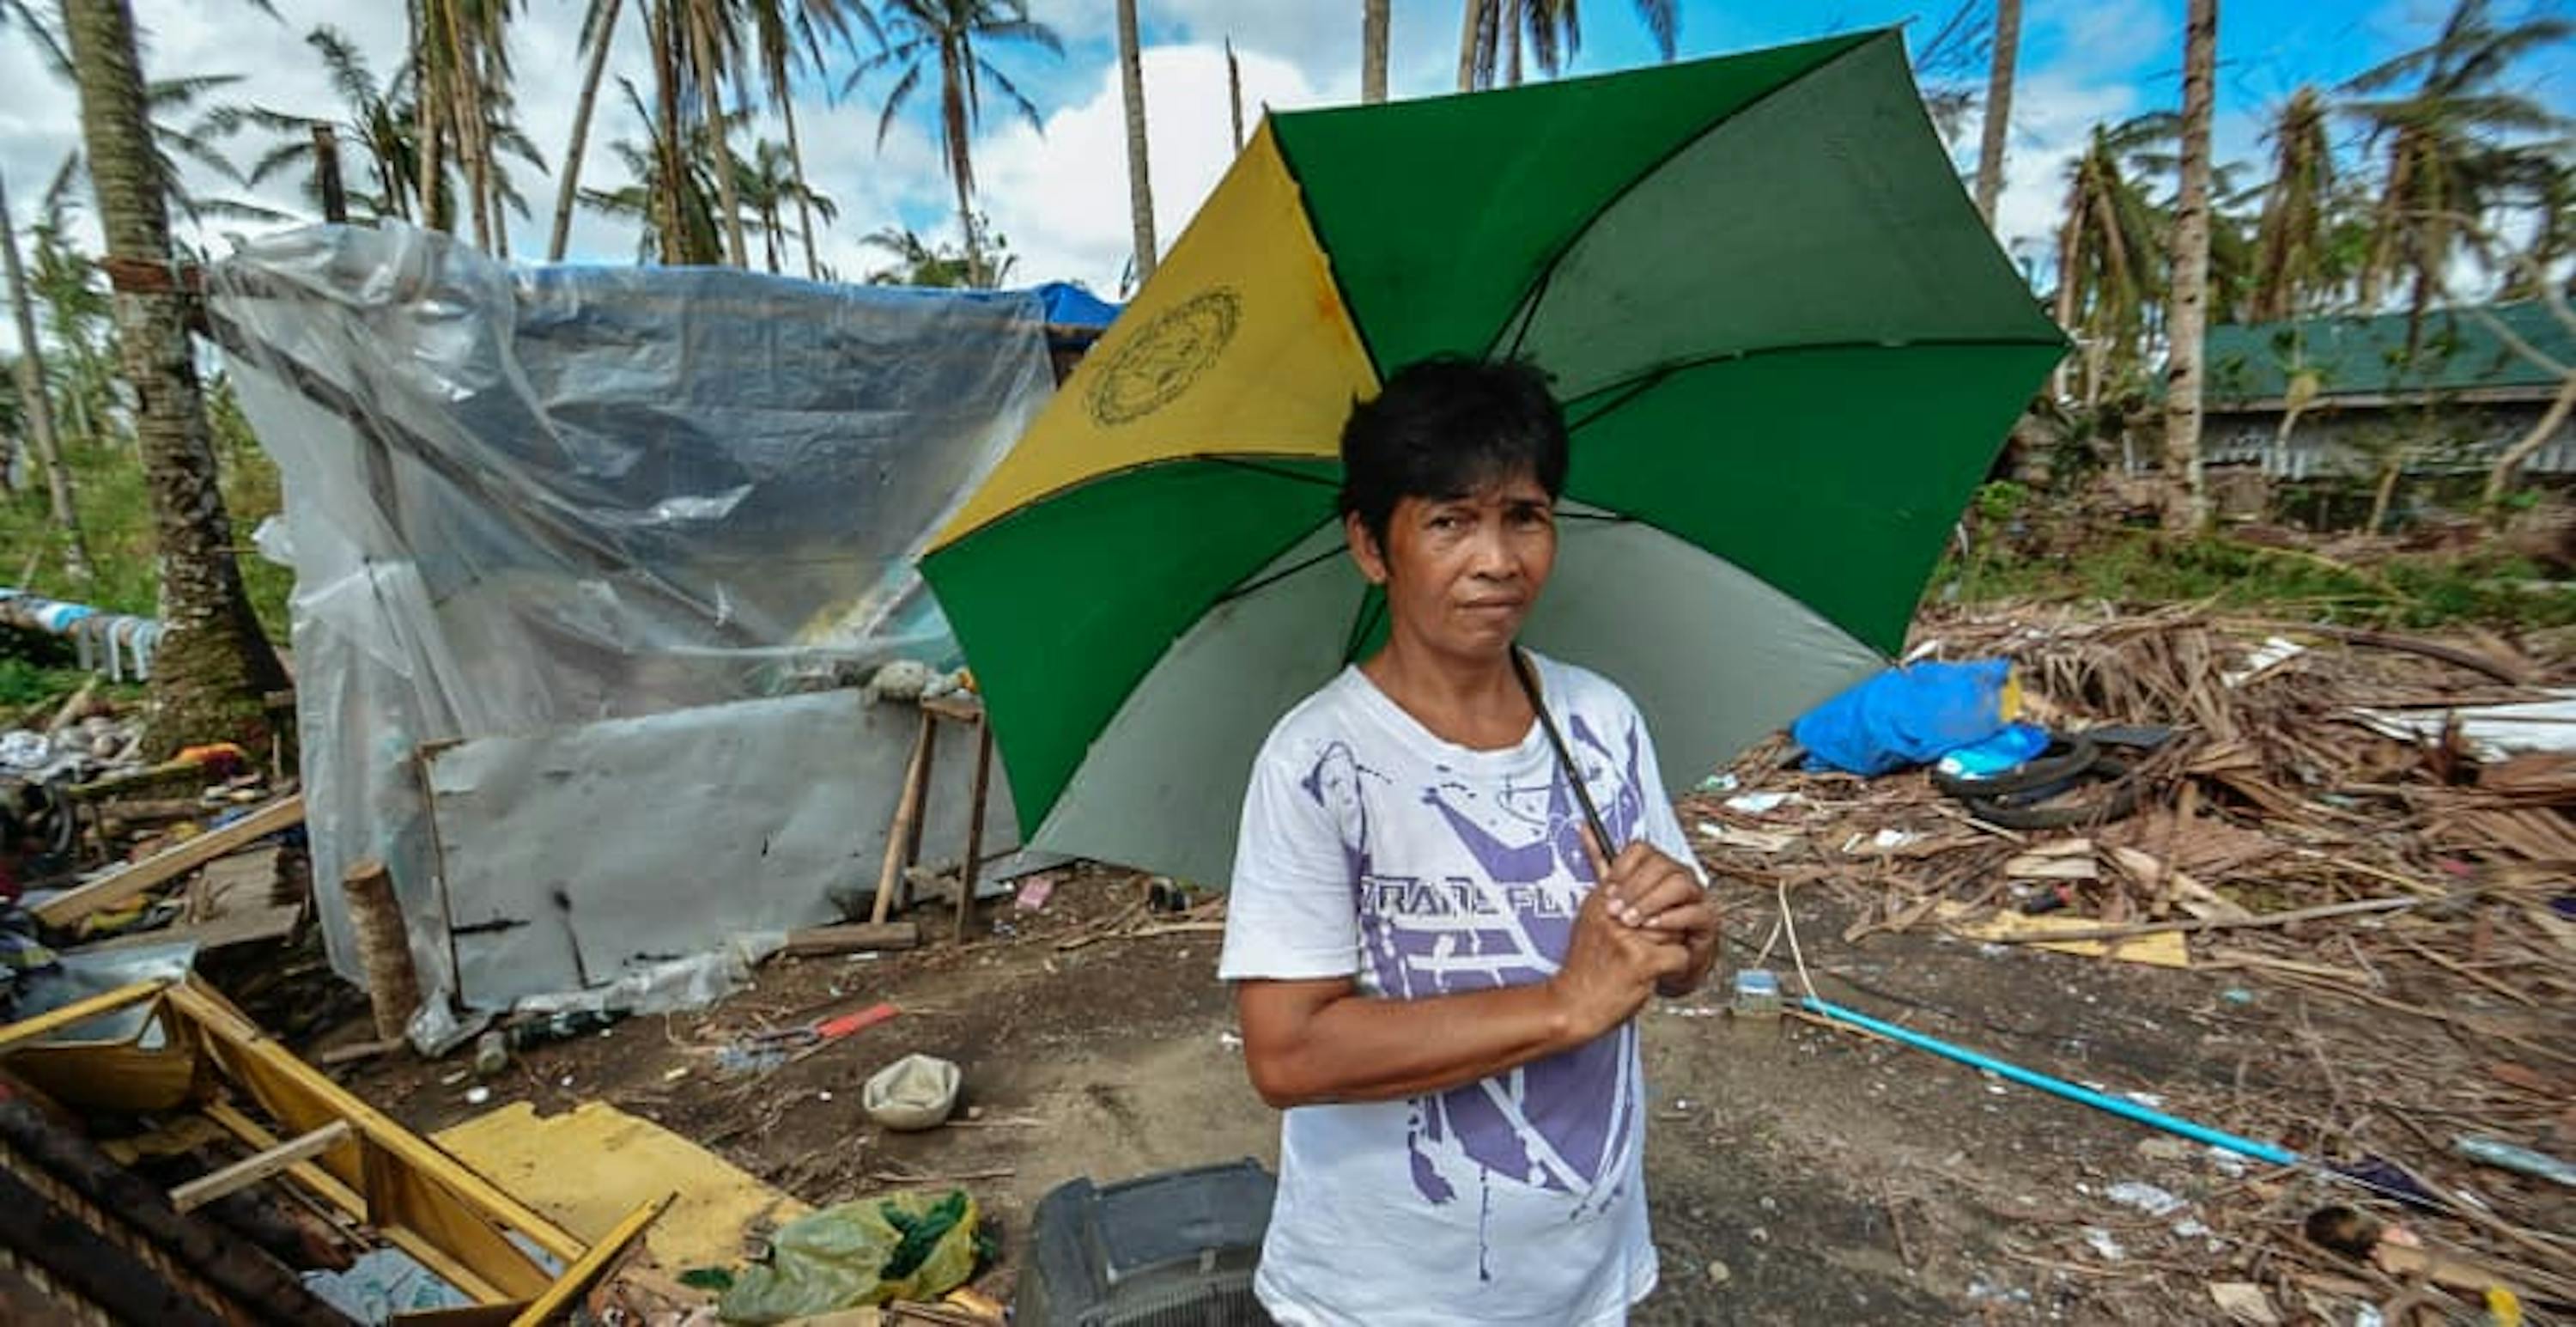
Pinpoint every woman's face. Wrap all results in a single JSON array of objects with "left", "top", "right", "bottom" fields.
[{"left": 1348, "top": 469, "right": 1558, "bottom": 664}]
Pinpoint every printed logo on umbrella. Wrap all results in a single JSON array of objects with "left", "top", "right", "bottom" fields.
[{"left": 1087, "top": 287, "right": 1242, "bottom": 426}]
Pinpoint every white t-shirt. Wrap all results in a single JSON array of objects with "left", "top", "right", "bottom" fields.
[{"left": 1218, "top": 653, "right": 1700, "bottom": 1327}]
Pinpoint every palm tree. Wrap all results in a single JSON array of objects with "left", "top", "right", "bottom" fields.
[
  {"left": 2245, "top": 87, "right": 2340, "bottom": 323},
  {"left": 849, "top": 1, "right": 1063, "bottom": 285},
  {"left": 2054, "top": 115, "right": 2176, "bottom": 408},
  {"left": 736, "top": 137, "right": 835, "bottom": 272},
  {"left": 744, "top": 0, "right": 879, "bottom": 279},
  {"left": 412, "top": 0, "right": 520, "bottom": 253},
  {"left": 0, "top": 165, "right": 89, "bottom": 580},
  {"left": 580, "top": 79, "right": 723, "bottom": 264},
  {"left": 1455, "top": 0, "right": 1677, "bottom": 91},
  {"left": 1116, "top": 0, "right": 1153, "bottom": 284},
  {"left": 1971, "top": 0, "right": 2022, "bottom": 223},
  {"left": 859, "top": 221, "right": 1012, "bottom": 287},
  {"left": 550, "top": 0, "right": 624, "bottom": 259},
  {"left": 679, "top": 0, "right": 753, "bottom": 267},
  {"left": 2161, "top": 0, "right": 2217, "bottom": 533},
  {"left": 1362, "top": 0, "right": 1388, "bottom": 104},
  {"left": 206, "top": 27, "right": 425, "bottom": 222},
  {"left": 2341, "top": 0, "right": 2573, "bottom": 317},
  {"left": 61, "top": 0, "right": 284, "bottom": 749}
]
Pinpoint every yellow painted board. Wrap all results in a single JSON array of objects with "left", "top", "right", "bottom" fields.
[
  {"left": 437, "top": 1100, "right": 808, "bottom": 1273},
  {"left": 1935, "top": 902, "right": 2192, "bottom": 969}
]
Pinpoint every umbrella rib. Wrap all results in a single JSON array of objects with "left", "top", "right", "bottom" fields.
[
  {"left": 1207, "top": 456, "right": 1344, "bottom": 489},
  {"left": 1480, "top": 30, "right": 1892, "bottom": 363},
  {"left": 1563, "top": 335, "right": 2067, "bottom": 433},
  {"left": 1215, "top": 539, "right": 1346, "bottom": 606}
]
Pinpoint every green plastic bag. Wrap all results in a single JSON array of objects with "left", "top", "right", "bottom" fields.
[{"left": 717, "top": 1189, "right": 981, "bottom": 1324}]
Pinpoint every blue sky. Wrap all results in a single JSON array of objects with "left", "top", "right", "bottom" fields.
[{"left": 1, "top": 0, "right": 2570, "bottom": 318}]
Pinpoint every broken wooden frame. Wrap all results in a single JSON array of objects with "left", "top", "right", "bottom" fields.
[{"left": 0, "top": 977, "right": 657, "bottom": 1316}]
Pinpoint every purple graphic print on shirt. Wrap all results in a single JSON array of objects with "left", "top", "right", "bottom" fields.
[{"left": 1302, "top": 708, "right": 1651, "bottom": 1215}]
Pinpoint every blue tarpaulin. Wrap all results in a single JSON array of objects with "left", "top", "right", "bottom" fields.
[
  {"left": 1030, "top": 281, "right": 1120, "bottom": 330},
  {"left": 1790, "top": 660, "right": 2015, "bottom": 776}
]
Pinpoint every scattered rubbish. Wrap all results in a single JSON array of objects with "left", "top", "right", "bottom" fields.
[
  {"left": 2105, "top": 1181, "right": 2186, "bottom": 1217},
  {"left": 1844, "top": 828, "right": 1923, "bottom": 855},
  {"left": 1218, "top": 1031, "right": 1243, "bottom": 1050},
  {"left": 1933, "top": 722, "right": 2054, "bottom": 782},
  {"left": 1729, "top": 969, "right": 1783, "bottom": 1018},
  {"left": 2083, "top": 1227, "right": 2125, "bottom": 1261},
  {"left": 1722, "top": 791, "right": 1802, "bottom": 815},
  {"left": 2354, "top": 691, "right": 2576, "bottom": 760},
  {"left": 472, "top": 1030, "right": 508, "bottom": 1076},
  {"left": 1698, "top": 773, "right": 1740, "bottom": 794},
  {"left": 2136, "top": 1136, "right": 2194, "bottom": 1164},
  {"left": 301, "top": 1245, "right": 477, "bottom": 1319},
  {"left": 2221, "top": 636, "right": 2308, "bottom": 688},
  {"left": 865, "top": 1053, "right": 963, "bottom": 1131},
  {"left": 464, "top": 1086, "right": 491, "bottom": 1105},
  {"left": 507, "top": 1007, "right": 627, "bottom": 1050},
  {"left": 2221, "top": 988, "right": 2256, "bottom": 1006},
  {"left": 1934, "top": 901, "right": 2190, "bottom": 968},
  {"left": 2452, "top": 1135, "right": 2576, "bottom": 1188},
  {"left": 719, "top": 1189, "right": 982, "bottom": 1323},
  {"left": 1013, "top": 872, "right": 1060, "bottom": 911},
  {"left": 1698, "top": 821, "right": 1796, "bottom": 853},
  {"left": 718, "top": 1001, "right": 902, "bottom": 1076},
  {"left": 2173, "top": 1218, "right": 2212, "bottom": 1240},
  {"left": 1704, "top": 1258, "right": 1731, "bottom": 1287},
  {"left": 2208, "top": 1281, "right": 2281, "bottom": 1325}
]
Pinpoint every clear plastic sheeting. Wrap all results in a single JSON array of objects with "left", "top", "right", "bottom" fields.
[{"left": 207, "top": 225, "right": 1055, "bottom": 1031}]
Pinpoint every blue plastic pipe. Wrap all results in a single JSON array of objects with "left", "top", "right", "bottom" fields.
[{"left": 1800, "top": 995, "right": 2303, "bottom": 1168}]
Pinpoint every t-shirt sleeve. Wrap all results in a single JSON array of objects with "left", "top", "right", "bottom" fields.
[
  {"left": 1218, "top": 740, "right": 1363, "bottom": 982},
  {"left": 1627, "top": 697, "right": 1710, "bottom": 886}
]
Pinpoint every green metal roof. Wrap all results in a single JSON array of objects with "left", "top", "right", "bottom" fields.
[{"left": 2202, "top": 301, "right": 2571, "bottom": 405}]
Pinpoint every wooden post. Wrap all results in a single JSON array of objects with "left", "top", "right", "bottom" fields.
[
  {"left": 870, "top": 714, "right": 936, "bottom": 927},
  {"left": 170, "top": 1120, "right": 352, "bottom": 1213},
  {"left": 342, "top": 858, "right": 418, "bottom": 1045},
  {"left": 310, "top": 124, "right": 348, "bottom": 223},
  {"left": 957, "top": 718, "right": 993, "bottom": 942}
]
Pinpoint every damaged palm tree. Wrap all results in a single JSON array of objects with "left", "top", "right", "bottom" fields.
[{"left": 62, "top": 0, "right": 285, "bottom": 752}]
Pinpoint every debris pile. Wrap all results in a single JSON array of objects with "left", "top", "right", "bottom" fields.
[{"left": 1694, "top": 604, "right": 2576, "bottom": 1318}]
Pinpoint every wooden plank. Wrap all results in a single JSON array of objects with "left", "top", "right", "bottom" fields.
[
  {"left": 34, "top": 795, "right": 306, "bottom": 926},
  {"left": 870, "top": 715, "right": 936, "bottom": 926},
  {"left": 169, "top": 1120, "right": 351, "bottom": 1213},
  {"left": 164, "top": 981, "right": 586, "bottom": 1267},
  {"left": 71, "top": 905, "right": 301, "bottom": 958},
  {"left": 507, "top": 1194, "right": 670, "bottom": 1327},
  {"left": 957, "top": 720, "right": 993, "bottom": 943},
  {"left": 781, "top": 922, "right": 920, "bottom": 958},
  {"left": 204, "top": 1102, "right": 507, "bottom": 1304},
  {"left": 0, "top": 982, "right": 167, "bottom": 1056},
  {"left": 203, "top": 1102, "right": 366, "bottom": 1217}
]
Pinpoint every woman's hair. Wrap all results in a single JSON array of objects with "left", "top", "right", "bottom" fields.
[{"left": 1338, "top": 356, "right": 1569, "bottom": 549}]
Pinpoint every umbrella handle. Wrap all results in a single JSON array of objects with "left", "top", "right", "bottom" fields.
[{"left": 1513, "top": 646, "right": 1616, "bottom": 855}]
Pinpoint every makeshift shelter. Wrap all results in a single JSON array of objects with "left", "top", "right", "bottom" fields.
[{"left": 209, "top": 226, "right": 1091, "bottom": 1042}]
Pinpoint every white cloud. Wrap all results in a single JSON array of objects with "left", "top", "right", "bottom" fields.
[{"left": 973, "top": 40, "right": 1332, "bottom": 295}]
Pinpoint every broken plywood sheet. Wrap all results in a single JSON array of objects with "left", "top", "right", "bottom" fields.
[
  {"left": 1935, "top": 901, "right": 2191, "bottom": 968},
  {"left": 424, "top": 690, "right": 1023, "bottom": 1007},
  {"left": 435, "top": 1100, "right": 805, "bottom": 1272}
]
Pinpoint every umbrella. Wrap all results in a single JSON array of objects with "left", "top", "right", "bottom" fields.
[{"left": 920, "top": 30, "right": 2067, "bottom": 888}]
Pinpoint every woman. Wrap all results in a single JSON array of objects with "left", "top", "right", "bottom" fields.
[{"left": 1219, "top": 356, "right": 1722, "bottom": 1325}]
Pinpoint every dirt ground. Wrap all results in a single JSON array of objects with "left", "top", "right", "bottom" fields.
[{"left": 313, "top": 846, "right": 2569, "bottom": 1326}]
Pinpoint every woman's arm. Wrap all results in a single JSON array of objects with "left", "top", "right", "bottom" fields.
[{"left": 1236, "top": 881, "right": 1688, "bottom": 1108}]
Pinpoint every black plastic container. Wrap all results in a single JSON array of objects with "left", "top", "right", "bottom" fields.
[{"left": 1015, "top": 1160, "right": 1277, "bottom": 1326}]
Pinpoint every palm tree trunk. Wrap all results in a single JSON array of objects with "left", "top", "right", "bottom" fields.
[
  {"left": 2052, "top": 198, "right": 2079, "bottom": 401},
  {"left": 1455, "top": 0, "right": 1482, "bottom": 90},
  {"left": 416, "top": 52, "right": 446, "bottom": 228},
  {"left": 1971, "top": 0, "right": 2021, "bottom": 224},
  {"left": 942, "top": 46, "right": 980, "bottom": 286},
  {"left": 781, "top": 94, "right": 823, "bottom": 279},
  {"left": 1501, "top": 0, "right": 1522, "bottom": 86},
  {"left": 1362, "top": 0, "right": 1389, "bottom": 103},
  {"left": 647, "top": 0, "right": 689, "bottom": 263},
  {"left": 1, "top": 168, "right": 92, "bottom": 581},
  {"left": 2160, "top": 0, "right": 2217, "bottom": 535},
  {"left": 1117, "top": 0, "right": 1157, "bottom": 284},
  {"left": 2483, "top": 372, "right": 2576, "bottom": 515},
  {"left": 550, "top": 0, "right": 621, "bottom": 261},
  {"left": 60, "top": 0, "right": 283, "bottom": 752},
  {"left": 1227, "top": 38, "right": 1245, "bottom": 149},
  {"left": 437, "top": 0, "right": 496, "bottom": 253},
  {"left": 688, "top": 1, "right": 751, "bottom": 268}
]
